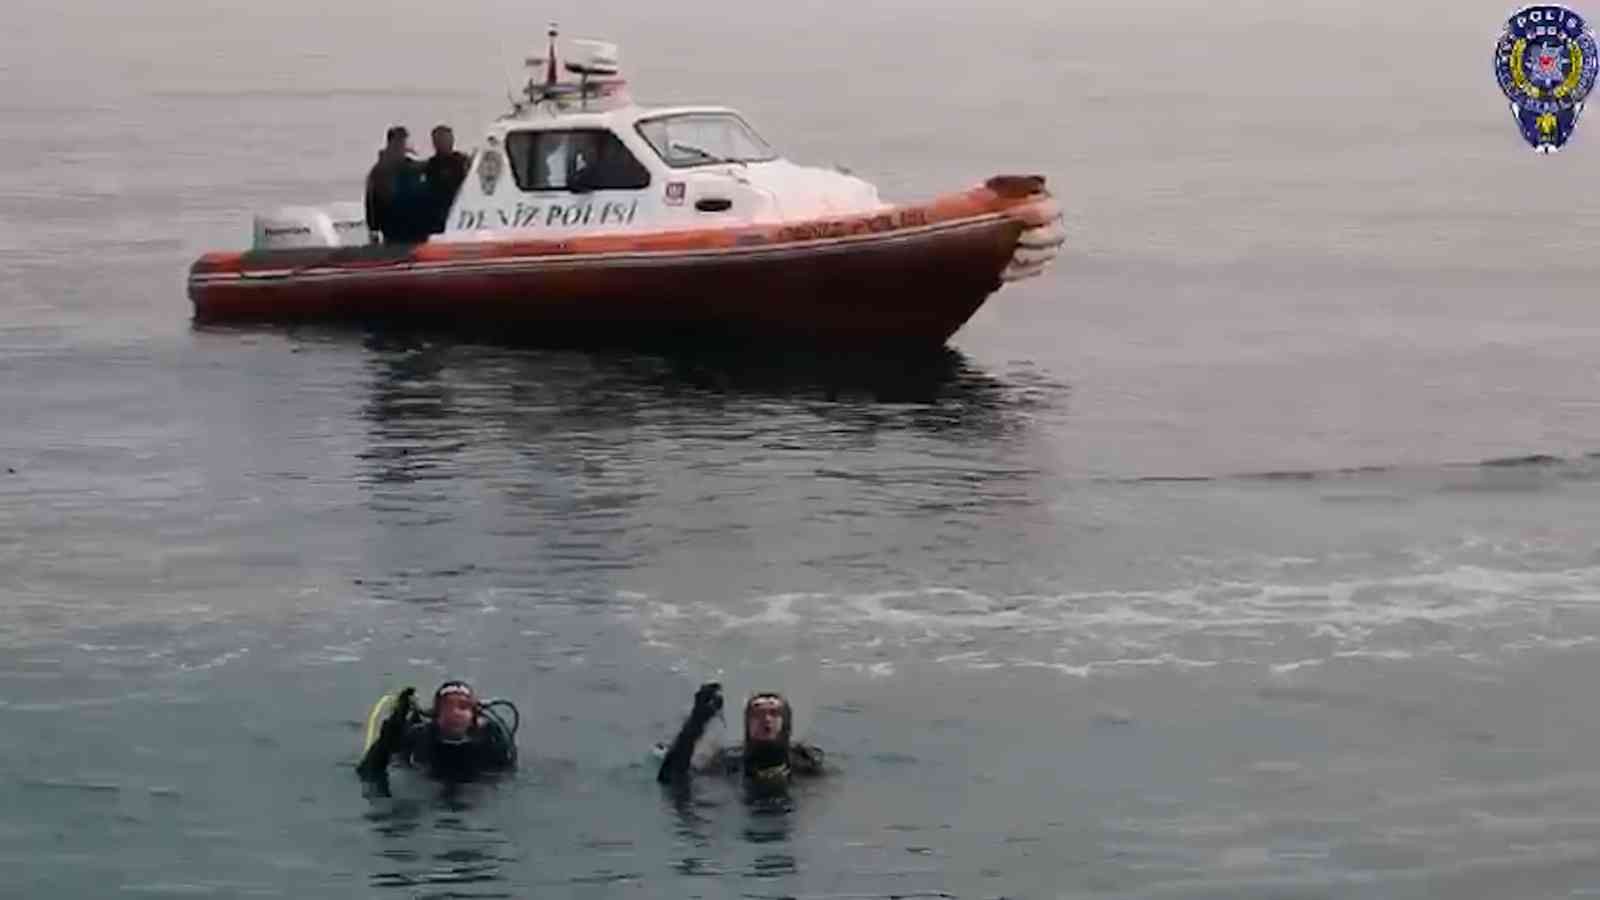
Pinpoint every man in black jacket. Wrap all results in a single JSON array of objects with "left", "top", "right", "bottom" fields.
[
  {"left": 422, "top": 125, "right": 471, "bottom": 234},
  {"left": 357, "top": 681, "right": 516, "bottom": 796},
  {"left": 364, "top": 125, "right": 431, "bottom": 244}
]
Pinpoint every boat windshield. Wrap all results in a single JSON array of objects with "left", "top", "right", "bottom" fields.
[{"left": 635, "top": 113, "right": 778, "bottom": 168}]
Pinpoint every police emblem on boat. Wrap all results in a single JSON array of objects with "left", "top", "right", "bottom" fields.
[
  {"left": 1492, "top": 5, "right": 1599, "bottom": 151},
  {"left": 478, "top": 144, "right": 504, "bottom": 195}
]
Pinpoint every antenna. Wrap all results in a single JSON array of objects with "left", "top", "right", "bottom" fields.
[
  {"left": 545, "top": 22, "right": 559, "bottom": 87},
  {"left": 508, "top": 26, "right": 628, "bottom": 116}
]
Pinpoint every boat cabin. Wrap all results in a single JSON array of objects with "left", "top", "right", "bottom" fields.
[
  {"left": 443, "top": 35, "right": 885, "bottom": 241},
  {"left": 250, "top": 31, "right": 884, "bottom": 250}
]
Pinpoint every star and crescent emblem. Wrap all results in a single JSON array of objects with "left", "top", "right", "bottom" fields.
[{"left": 1493, "top": 5, "right": 1598, "bottom": 150}]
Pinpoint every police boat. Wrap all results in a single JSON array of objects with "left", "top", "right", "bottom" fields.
[{"left": 187, "top": 28, "right": 1066, "bottom": 348}]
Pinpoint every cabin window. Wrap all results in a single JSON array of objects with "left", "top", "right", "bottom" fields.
[
  {"left": 635, "top": 113, "right": 778, "bottom": 168},
  {"left": 504, "top": 129, "right": 651, "bottom": 192}
]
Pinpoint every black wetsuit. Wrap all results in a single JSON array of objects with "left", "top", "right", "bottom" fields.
[
  {"left": 655, "top": 700, "right": 823, "bottom": 788},
  {"left": 675, "top": 742, "right": 826, "bottom": 780},
  {"left": 357, "top": 717, "right": 515, "bottom": 796}
]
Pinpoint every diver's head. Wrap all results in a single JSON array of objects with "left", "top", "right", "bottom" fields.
[
  {"left": 433, "top": 680, "right": 477, "bottom": 740},
  {"left": 744, "top": 693, "right": 791, "bottom": 746}
]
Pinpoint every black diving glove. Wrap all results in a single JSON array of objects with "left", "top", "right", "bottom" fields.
[
  {"left": 380, "top": 687, "right": 417, "bottom": 740},
  {"left": 656, "top": 682, "right": 724, "bottom": 785},
  {"left": 690, "top": 682, "right": 724, "bottom": 725}
]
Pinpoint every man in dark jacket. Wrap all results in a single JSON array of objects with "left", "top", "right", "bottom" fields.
[
  {"left": 365, "top": 125, "right": 430, "bottom": 244},
  {"left": 656, "top": 683, "right": 824, "bottom": 796},
  {"left": 356, "top": 681, "right": 516, "bottom": 796},
  {"left": 423, "top": 125, "right": 471, "bottom": 234}
]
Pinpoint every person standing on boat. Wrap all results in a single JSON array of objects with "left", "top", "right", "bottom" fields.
[
  {"left": 364, "top": 125, "right": 431, "bottom": 245},
  {"left": 655, "top": 683, "right": 826, "bottom": 796},
  {"left": 423, "top": 125, "right": 471, "bottom": 234}
]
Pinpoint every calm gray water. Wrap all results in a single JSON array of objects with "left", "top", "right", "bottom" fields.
[{"left": 6, "top": 0, "right": 1600, "bottom": 897}]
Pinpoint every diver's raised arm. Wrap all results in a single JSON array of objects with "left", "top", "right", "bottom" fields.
[{"left": 656, "top": 682, "right": 724, "bottom": 785}]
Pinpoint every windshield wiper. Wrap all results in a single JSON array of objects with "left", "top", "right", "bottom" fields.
[{"left": 670, "top": 142, "right": 746, "bottom": 167}]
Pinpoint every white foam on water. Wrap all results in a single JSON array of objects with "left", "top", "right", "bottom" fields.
[
  {"left": 820, "top": 660, "right": 899, "bottom": 678},
  {"left": 175, "top": 647, "right": 248, "bottom": 673},
  {"left": 619, "top": 561, "right": 1600, "bottom": 677}
]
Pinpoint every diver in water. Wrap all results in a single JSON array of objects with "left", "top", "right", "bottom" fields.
[
  {"left": 356, "top": 680, "right": 518, "bottom": 796},
  {"left": 655, "top": 683, "right": 825, "bottom": 792}
]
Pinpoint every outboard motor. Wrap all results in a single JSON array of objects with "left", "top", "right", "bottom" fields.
[
  {"left": 252, "top": 201, "right": 368, "bottom": 250},
  {"left": 325, "top": 201, "right": 368, "bottom": 246}
]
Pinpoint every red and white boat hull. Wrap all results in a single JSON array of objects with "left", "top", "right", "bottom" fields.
[{"left": 188, "top": 176, "right": 1064, "bottom": 348}]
